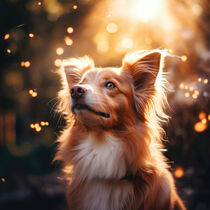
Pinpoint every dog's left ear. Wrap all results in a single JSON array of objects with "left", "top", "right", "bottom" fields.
[{"left": 122, "top": 51, "right": 162, "bottom": 90}]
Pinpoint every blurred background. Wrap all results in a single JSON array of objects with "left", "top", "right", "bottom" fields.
[{"left": 0, "top": 0, "right": 209, "bottom": 209}]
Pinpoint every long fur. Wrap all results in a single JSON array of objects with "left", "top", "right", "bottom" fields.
[{"left": 54, "top": 50, "right": 186, "bottom": 210}]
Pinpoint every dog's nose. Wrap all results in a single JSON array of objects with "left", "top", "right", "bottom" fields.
[{"left": 70, "top": 85, "right": 87, "bottom": 99}]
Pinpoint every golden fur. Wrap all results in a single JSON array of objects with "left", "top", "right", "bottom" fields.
[{"left": 55, "top": 50, "right": 186, "bottom": 210}]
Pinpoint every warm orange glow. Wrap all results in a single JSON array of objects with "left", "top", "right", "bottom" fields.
[
  {"left": 106, "top": 22, "right": 118, "bottom": 33},
  {"left": 40, "top": 121, "right": 45, "bottom": 126},
  {"left": 6, "top": 49, "right": 11, "bottom": 54},
  {"left": 30, "top": 124, "right": 35, "bottom": 129},
  {"left": 174, "top": 167, "right": 184, "bottom": 178},
  {"left": 1, "top": 178, "right": 5, "bottom": 182},
  {"left": 192, "top": 93, "right": 197, "bottom": 99},
  {"left": 35, "top": 123, "right": 39, "bottom": 128},
  {"left": 20, "top": 61, "right": 25, "bottom": 67},
  {"left": 198, "top": 112, "right": 206, "bottom": 120},
  {"left": 122, "top": 37, "right": 133, "bottom": 49},
  {"left": 208, "top": 115, "right": 210, "bottom": 121},
  {"left": 179, "top": 83, "right": 184, "bottom": 89},
  {"left": 194, "top": 90, "right": 199, "bottom": 95},
  {"left": 184, "top": 85, "right": 188, "bottom": 90},
  {"left": 45, "top": 122, "right": 49, "bottom": 126},
  {"left": 131, "top": 0, "right": 165, "bottom": 22},
  {"left": 184, "top": 92, "right": 190, "bottom": 98},
  {"left": 198, "top": 77, "right": 202, "bottom": 82},
  {"left": 67, "top": 27, "right": 74, "bottom": 34},
  {"left": 203, "top": 79, "right": 208, "bottom": 84},
  {"left": 73, "top": 4, "right": 78, "bottom": 10},
  {"left": 4, "top": 34, "right": 10, "bottom": 40},
  {"left": 64, "top": 36, "right": 73, "bottom": 46},
  {"left": 31, "top": 92, "right": 38, "bottom": 97},
  {"left": 201, "top": 118, "right": 207, "bottom": 124},
  {"left": 29, "top": 33, "right": 34, "bottom": 38},
  {"left": 24, "top": 61, "right": 31, "bottom": 68},
  {"left": 194, "top": 121, "right": 207, "bottom": 132},
  {"left": 54, "top": 59, "right": 62, "bottom": 67},
  {"left": 56, "top": 47, "right": 64, "bottom": 55},
  {"left": 181, "top": 55, "right": 187, "bottom": 62},
  {"left": 35, "top": 126, "right": 42, "bottom": 132},
  {"left": 189, "top": 86, "right": 194, "bottom": 91},
  {"left": 38, "top": 2, "right": 41, "bottom": 6},
  {"left": 28, "top": 89, "right": 34, "bottom": 95}
]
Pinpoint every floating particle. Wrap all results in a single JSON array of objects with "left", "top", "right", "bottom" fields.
[
  {"left": 174, "top": 167, "right": 184, "bottom": 178},
  {"left": 189, "top": 87, "right": 194, "bottom": 91},
  {"left": 198, "top": 112, "right": 206, "bottom": 120},
  {"left": 64, "top": 36, "right": 73, "bottom": 46},
  {"left": 20, "top": 61, "right": 25, "bottom": 67},
  {"left": 6, "top": 49, "right": 11, "bottom": 54},
  {"left": 56, "top": 48, "right": 64, "bottom": 55},
  {"left": 67, "top": 27, "right": 74, "bottom": 34},
  {"left": 181, "top": 55, "right": 187, "bottom": 62},
  {"left": 40, "top": 121, "right": 45, "bottom": 126},
  {"left": 73, "top": 4, "right": 78, "bottom": 10},
  {"left": 28, "top": 89, "right": 34, "bottom": 95},
  {"left": 38, "top": 2, "right": 41, "bottom": 6},
  {"left": 35, "top": 126, "right": 42, "bottom": 132},
  {"left": 4, "top": 34, "right": 10, "bottom": 40},
  {"left": 201, "top": 118, "right": 207, "bottom": 124},
  {"left": 1, "top": 178, "right": 5, "bottom": 182},
  {"left": 29, "top": 33, "right": 34, "bottom": 38},
  {"left": 31, "top": 92, "right": 37, "bottom": 97},
  {"left": 194, "top": 90, "right": 199, "bottom": 95},
  {"left": 208, "top": 115, "right": 210, "bottom": 121},
  {"left": 30, "top": 124, "right": 35, "bottom": 129},
  {"left": 184, "top": 92, "right": 190, "bottom": 98},
  {"left": 192, "top": 94, "right": 197, "bottom": 99},
  {"left": 194, "top": 121, "right": 207, "bottom": 132},
  {"left": 54, "top": 59, "right": 62, "bottom": 67},
  {"left": 45, "top": 122, "right": 49, "bottom": 126},
  {"left": 34, "top": 123, "right": 39, "bottom": 128},
  {"left": 106, "top": 22, "right": 118, "bottom": 33},
  {"left": 198, "top": 77, "right": 202, "bottom": 82},
  {"left": 24, "top": 61, "right": 31, "bottom": 68},
  {"left": 122, "top": 37, "right": 133, "bottom": 49},
  {"left": 179, "top": 83, "right": 184, "bottom": 89},
  {"left": 203, "top": 79, "right": 208, "bottom": 84}
]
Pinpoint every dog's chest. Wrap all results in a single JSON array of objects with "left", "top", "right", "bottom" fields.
[{"left": 72, "top": 134, "right": 126, "bottom": 181}]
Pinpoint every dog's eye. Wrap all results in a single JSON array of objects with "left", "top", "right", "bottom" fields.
[{"left": 105, "top": 81, "right": 116, "bottom": 89}]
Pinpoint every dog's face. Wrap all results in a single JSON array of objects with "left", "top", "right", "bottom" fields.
[{"left": 63, "top": 51, "right": 162, "bottom": 128}]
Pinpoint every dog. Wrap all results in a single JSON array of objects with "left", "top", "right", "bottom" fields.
[{"left": 55, "top": 50, "right": 186, "bottom": 210}]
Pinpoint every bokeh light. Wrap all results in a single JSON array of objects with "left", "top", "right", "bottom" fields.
[
  {"left": 174, "top": 166, "right": 184, "bottom": 178},
  {"left": 56, "top": 47, "right": 64, "bottom": 55},
  {"left": 67, "top": 27, "right": 74, "bottom": 34}
]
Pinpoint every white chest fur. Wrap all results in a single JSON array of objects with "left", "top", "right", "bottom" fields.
[
  {"left": 72, "top": 134, "right": 127, "bottom": 182},
  {"left": 71, "top": 134, "right": 133, "bottom": 210}
]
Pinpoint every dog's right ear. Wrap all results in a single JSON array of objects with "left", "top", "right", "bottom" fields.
[{"left": 62, "top": 56, "right": 94, "bottom": 88}]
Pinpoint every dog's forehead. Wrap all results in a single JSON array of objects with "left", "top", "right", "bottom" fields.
[{"left": 82, "top": 67, "right": 122, "bottom": 80}]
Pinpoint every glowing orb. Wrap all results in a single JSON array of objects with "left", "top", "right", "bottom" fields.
[
  {"left": 174, "top": 167, "right": 184, "bottom": 178},
  {"left": 67, "top": 27, "right": 74, "bottom": 34},
  {"left": 56, "top": 48, "right": 64, "bottom": 55},
  {"left": 106, "top": 22, "right": 118, "bottom": 33},
  {"left": 4, "top": 34, "right": 10, "bottom": 40},
  {"left": 194, "top": 121, "right": 207, "bottom": 132}
]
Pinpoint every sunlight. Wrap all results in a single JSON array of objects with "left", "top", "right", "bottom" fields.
[{"left": 131, "top": 0, "right": 165, "bottom": 22}]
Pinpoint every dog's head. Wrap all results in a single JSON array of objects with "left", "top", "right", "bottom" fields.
[{"left": 60, "top": 50, "right": 166, "bottom": 129}]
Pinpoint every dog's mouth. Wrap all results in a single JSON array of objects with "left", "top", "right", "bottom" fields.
[{"left": 72, "top": 104, "right": 110, "bottom": 118}]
